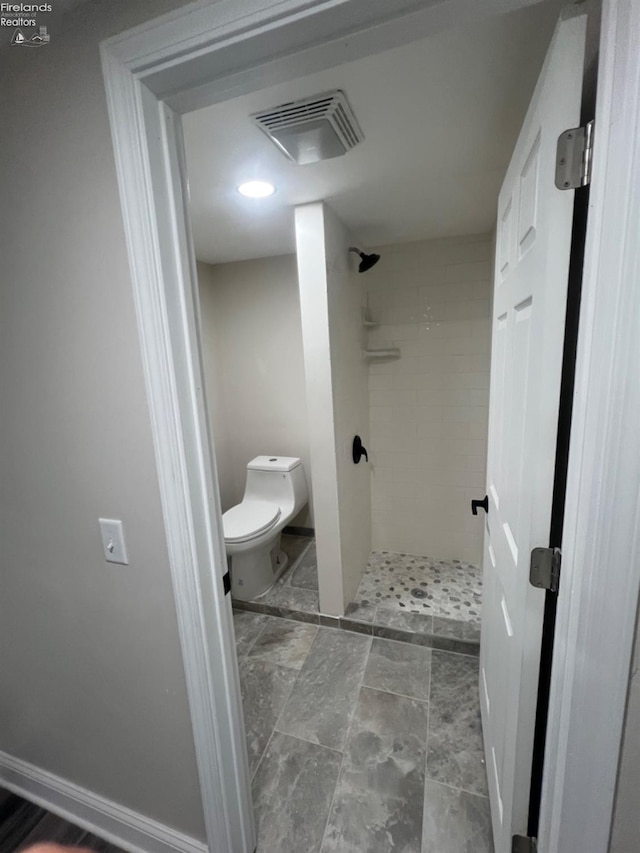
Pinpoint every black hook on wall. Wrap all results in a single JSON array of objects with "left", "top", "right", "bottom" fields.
[
  {"left": 352, "top": 435, "right": 368, "bottom": 464},
  {"left": 471, "top": 495, "right": 489, "bottom": 515}
]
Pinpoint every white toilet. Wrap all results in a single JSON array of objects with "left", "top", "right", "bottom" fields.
[{"left": 223, "top": 455, "right": 308, "bottom": 600}]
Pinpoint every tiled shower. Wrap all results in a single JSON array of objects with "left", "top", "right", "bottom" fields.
[{"left": 364, "top": 234, "right": 492, "bottom": 565}]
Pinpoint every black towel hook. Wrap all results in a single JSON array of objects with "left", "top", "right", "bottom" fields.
[{"left": 352, "top": 435, "right": 369, "bottom": 464}]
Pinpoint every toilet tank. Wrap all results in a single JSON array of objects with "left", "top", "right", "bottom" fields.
[{"left": 244, "top": 456, "right": 308, "bottom": 515}]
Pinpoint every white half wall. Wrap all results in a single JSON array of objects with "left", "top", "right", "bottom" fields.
[
  {"left": 364, "top": 234, "right": 493, "bottom": 564},
  {"left": 325, "top": 207, "right": 373, "bottom": 607},
  {"left": 197, "top": 257, "right": 312, "bottom": 526},
  {"left": 295, "top": 202, "right": 371, "bottom": 614}
]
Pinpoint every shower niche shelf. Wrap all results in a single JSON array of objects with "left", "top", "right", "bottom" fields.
[
  {"left": 361, "top": 308, "right": 399, "bottom": 359},
  {"left": 362, "top": 348, "right": 401, "bottom": 360}
]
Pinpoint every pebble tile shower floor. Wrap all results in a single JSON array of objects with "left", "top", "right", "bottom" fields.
[{"left": 353, "top": 551, "right": 482, "bottom": 622}]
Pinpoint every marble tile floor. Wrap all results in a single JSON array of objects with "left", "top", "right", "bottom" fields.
[
  {"left": 233, "top": 535, "right": 481, "bottom": 652},
  {"left": 234, "top": 609, "right": 494, "bottom": 853},
  {"left": 0, "top": 787, "right": 125, "bottom": 852}
]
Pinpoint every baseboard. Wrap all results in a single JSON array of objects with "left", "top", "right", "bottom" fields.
[
  {"left": 282, "top": 525, "right": 314, "bottom": 537},
  {"left": 0, "top": 751, "right": 208, "bottom": 853}
]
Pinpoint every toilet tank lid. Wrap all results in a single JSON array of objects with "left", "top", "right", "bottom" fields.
[{"left": 247, "top": 456, "right": 302, "bottom": 473}]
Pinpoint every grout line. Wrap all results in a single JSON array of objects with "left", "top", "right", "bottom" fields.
[
  {"left": 268, "top": 628, "right": 323, "bottom": 740},
  {"left": 317, "top": 637, "right": 372, "bottom": 852},
  {"left": 250, "top": 726, "right": 277, "bottom": 785},
  {"left": 242, "top": 617, "right": 271, "bottom": 660},
  {"left": 246, "top": 624, "right": 319, "bottom": 672},
  {"left": 421, "top": 659, "right": 431, "bottom": 853},
  {"left": 424, "top": 653, "right": 489, "bottom": 805},
  {"left": 235, "top": 598, "right": 479, "bottom": 655},
  {"left": 241, "top": 605, "right": 320, "bottom": 785},
  {"left": 250, "top": 651, "right": 306, "bottom": 784},
  {"left": 268, "top": 729, "right": 344, "bottom": 756},
  {"left": 360, "top": 682, "right": 430, "bottom": 707},
  {"left": 233, "top": 614, "right": 269, "bottom": 662},
  {"left": 430, "top": 646, "right": 482, "bottom": 662},
  {"left": 283, "top": 537, "right": 314, "bottom": 587},
  {"left": 422, "top": 776, "right": 490, "bottom": 800},
  {"left": 318, "top": 744, "right": 346, "bottom": 852}
]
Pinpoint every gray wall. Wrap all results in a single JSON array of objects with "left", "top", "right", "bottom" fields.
[
  {"left": 0, "top": 0, "right": 206, "bottom": 841},
  {"left": 197, "top": 256, "right": 313, "bottom": 526}
]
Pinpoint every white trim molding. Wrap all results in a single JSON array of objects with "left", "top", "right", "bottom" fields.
[
  {"left": 0, "top": 752, "right": 207, "bottom": 853},
  {"left": 539, "top": 0, "right": 640, "bottom": 850},
  {"left": 99, "top": 45, "right": 254, "bottom": 853}
]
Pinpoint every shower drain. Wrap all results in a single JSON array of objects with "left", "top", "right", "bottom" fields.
[{"left": 411, "top": 587, "right": 428, "bottom": 599}]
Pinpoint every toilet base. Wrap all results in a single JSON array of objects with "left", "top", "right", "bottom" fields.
[{"left": 230, "top": 534, "right": 289, "bottom": 600}]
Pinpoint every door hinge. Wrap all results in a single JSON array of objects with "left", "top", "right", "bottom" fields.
[
  {"left": 530, "top": 546, "right": 561, "bottom": 593},
  {"left": 555, "top": 119, "right": 594, "bottom": 190},
  {"left": 512, "top": 835, "right": 538, "bottom": 853},
  {"left": 223, "top": 571, "right": 231, "bottom": 595}
]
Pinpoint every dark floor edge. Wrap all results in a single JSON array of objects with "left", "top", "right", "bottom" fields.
[
  {"left": 232, "top": 599, "right": 479, "bottom": 657},
  {"left": 282, "top": 525, "right": 315, "bottom": 537}
]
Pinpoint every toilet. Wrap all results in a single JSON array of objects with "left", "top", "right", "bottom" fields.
[{"left": 223, "top": 455, "right": 308, "bottom": 600}]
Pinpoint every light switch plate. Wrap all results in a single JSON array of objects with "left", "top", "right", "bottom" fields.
[{"left": 99, "top": 518, "right": 129, "bottom": 565}]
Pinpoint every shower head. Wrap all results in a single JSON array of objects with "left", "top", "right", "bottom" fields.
[{"left": 349, "top": 246, "right": 381, "bottom": 273}]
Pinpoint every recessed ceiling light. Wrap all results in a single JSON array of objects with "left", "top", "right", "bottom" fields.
[{"left": 237, "top": 180, "right": 276, "bottom": 198}]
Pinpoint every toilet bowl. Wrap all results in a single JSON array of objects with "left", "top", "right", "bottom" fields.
[{"left": 223, "top": 456, "right": 308, "bottom": 600}]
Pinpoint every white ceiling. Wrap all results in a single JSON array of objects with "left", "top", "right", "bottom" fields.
[{"left": 183, "top": 2, "right": 561, "bottom": 266}]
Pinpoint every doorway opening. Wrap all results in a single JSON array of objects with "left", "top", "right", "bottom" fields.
[
  {"left": 184, "top": 1, "right": 561, "bottom": 642},
  {"left": 178, "top": 2, "right": 572, "bottom": 849},
  {"left": 98, "top": 0, "right": 640, "bottom": 847}
]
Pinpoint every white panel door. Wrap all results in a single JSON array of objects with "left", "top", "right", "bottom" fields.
[{"left": 480, "top": 12, "right": 586, "bottom": 852}]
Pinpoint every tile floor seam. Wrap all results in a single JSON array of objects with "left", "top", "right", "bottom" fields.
[
  {"left": 360, "top": 681, "right": 432, "bottom": 707},
  {"left": 420, "top": 653, "right": 433, "bottom": 853},
  {"left": 422, "top": 777, "right": 491, "bottom": 800},
  {"left": 247, "top": 620, "right": 319, "bottom": 670},
  {"left": 423, "top": 634, "right": 436, "bottom": 853},
  {"left": 317, "top": 648, "right": 372, "bottom": 853},
  {"left": 284, "top": 538, "right": 314, "bottom": 586},
  {"left": 268, "top": 729, "right": 345, "bottom": 755},
  {"left": 250, "top": 725, "right": 278, "bottom": 785},
  {"left": 273, "top": 630, "right": 373, "bottom": 753},
  {"left": 248, "top": 655, "right": 315, "bottom": 671},
  {"left": 431, "top": 646, "right": 482, "bottom": 662},
  {"left": 283, "top": 553, "right": 306, "bottom": 585},
  {"left": 249, "top": 651, "right": 308, "bottom": 783},
  {"left": 421, "top": 722, "right": 430, "bottom": 851},
  {"left": 318, "top": 741, "right": 347, "bottom": 853},
  {"left": 242, "top": 618, "right": 270, "bottom": 660},
  {"left": 269, "top": 639, "right": 316, "bottom": 745}
]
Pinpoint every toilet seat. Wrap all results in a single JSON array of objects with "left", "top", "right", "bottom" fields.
[{"left": 223, "top": 500, "right": 281, "bottom": 544}]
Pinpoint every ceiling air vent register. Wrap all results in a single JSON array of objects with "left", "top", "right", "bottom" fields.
[{"left": 251, "top": 90, "right": 364, "bottom": 165}]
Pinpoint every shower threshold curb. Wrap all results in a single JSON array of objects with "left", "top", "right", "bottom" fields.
[{"left": 231, "top": 597, "right": 479, "bottom": 657}]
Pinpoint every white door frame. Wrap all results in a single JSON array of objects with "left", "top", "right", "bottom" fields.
[
  {"left": 539, "top": 0, "right": 640, "bottom": 849},
  {"left": 100, "top": 1, "right": 640, "bottom": 851}
]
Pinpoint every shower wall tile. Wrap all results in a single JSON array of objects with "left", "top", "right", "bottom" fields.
[{"left": 365, "top": 234, "right": 493, "bottom": 565}]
